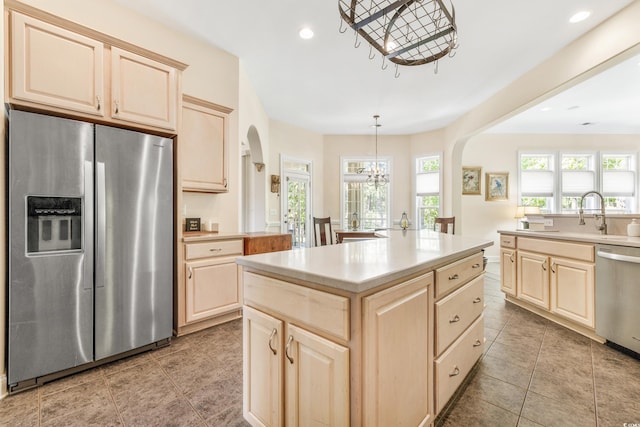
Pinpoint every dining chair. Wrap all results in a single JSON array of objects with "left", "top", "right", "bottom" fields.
[
  {"left": 434, "top": 216, "right": 455, "bottom": 234},
  {"left": 313, "top": 217, "right": 334, "bottom": 246}
]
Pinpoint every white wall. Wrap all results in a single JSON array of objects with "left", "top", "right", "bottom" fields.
[{"left": 268, "top": 120, "right": 324, "bottom": 231}]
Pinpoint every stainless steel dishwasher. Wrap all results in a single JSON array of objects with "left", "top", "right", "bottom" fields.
[{"left": 596, "top": 244, "right": 640, "bottom": 356}]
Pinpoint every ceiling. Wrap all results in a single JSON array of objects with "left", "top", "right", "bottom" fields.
[{"left": 114, "top": 0, "right": 636, "bottom": 135}]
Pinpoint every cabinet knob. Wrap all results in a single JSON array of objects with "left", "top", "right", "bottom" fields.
[
  {"left": 268, "top": 328, "right": 277, "bottom": 355},
  {"left": 285, "top": 335, "right": 294, "bottom": 364},
  {"left": 449, "top": 315, "right": 461, "bottom": 324}
]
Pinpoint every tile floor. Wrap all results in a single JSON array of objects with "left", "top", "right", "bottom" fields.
[{"left": 0, "top": 263, "right": 639, "bottom": 426}]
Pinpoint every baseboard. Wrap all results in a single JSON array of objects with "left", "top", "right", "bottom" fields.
[{"left": 0, "top": 373, "right": 7, "bottom": 400}]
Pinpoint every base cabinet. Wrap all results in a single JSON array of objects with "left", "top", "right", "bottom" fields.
[
  {"left": 243, "top": 306, "right": 349, "bottom": 427},
  {"left": 179, "top": 238, "right": 244, "bottom": 335},
  {"left": 550, "top": 257, "right": 595, "bottom": 328},
  {"left": 500, "top": 248, "right": 517, "bottom": 296},
  {"left": 185, "top": 258, "right": 240, "bottom": 323},
  {"left": 517, "top": 250, "right": 550, "bottom": 309},
  {"left": 502, "top": 233, "right": 596, "bottom": 333},
  {"left": 362, "top": 273, "right": 433, "bottom": 427}
]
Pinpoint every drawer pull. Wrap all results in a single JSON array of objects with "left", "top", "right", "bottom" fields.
[
  {"left": 449, "top": 366, "right": 460, "bottom": 377},
  {"left": 473, "top": 297, "right": 482, "bottom": 304},
  {"left": 285, "top": 335, "right": 294, "bottom": 364},
  {"left": 473, "top": 339, "right": 482, "bottom": 347},
  {"left": 209, "top": 248, "right": 223, "bottom": 252},
  {"left": 510, "top": 253, "right": 514, "bottom": 263},
  {"left": 268, "top": 328, "right": 278, "bottom": 355},
  {"left": 472, "top": 263, "right": 481, "bottom": 269},
  {"left": 448, "top": 274, "right": 459, "bottom": 280},
  {"left": 542, "top": 260, "right": 547, "bottom": 271},
  {"left": 188, "top": 266, "right": 193, "bottom": 279},
  {"left": 449, "top": 315, "right": 461, "bottom": 324}
]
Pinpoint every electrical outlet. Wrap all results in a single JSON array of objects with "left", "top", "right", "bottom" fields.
[{"left": 543, "top": 218, "right": 553, "bottom": 226}]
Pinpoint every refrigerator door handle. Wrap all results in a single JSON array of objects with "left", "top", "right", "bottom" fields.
[
  {"left": 84, "top": 161, "right": 94, "bottom": 290},
  {"left": 96, "top": 161, "right": 106, "bottom": 288}
]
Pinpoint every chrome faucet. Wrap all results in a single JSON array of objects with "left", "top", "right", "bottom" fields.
[{"left": 578, "top": 190, "right": 607, "bottom": 235}]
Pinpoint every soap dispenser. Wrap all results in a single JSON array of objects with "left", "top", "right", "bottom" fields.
[{"left": 628, "top": 219, "right": 640, "bottom": 237}]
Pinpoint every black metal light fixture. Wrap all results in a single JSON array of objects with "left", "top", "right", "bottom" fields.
[{"left": 338, "top": 0, "right": 458, "bottom": 76}]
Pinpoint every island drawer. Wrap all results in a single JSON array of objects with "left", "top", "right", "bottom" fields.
[
  {"left": 243, "top": 271, "right": 350, "bottom": 342},
  {"left": 435, "top": 252, "right": 484, "bottom": 299},
  {"left": 435, "top": 275, "right": 484, "bottom": 355},
  {"left": 500, "top": 235, "right": 516, "bottom": 248},
  {"left": 185, "top": 239, "right": 244, "bottom": 260},
  {"left": 434, "top": 314, "right": 484, "bottom": 414}
]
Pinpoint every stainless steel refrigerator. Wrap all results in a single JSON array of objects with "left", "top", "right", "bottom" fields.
[{"left": 7, "top": 110, "right": 173, "bottom": 392}]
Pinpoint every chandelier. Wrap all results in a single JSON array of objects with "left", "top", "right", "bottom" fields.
[
  {"left": 359, "top": 115, "right": 388, "bottom": 189},
  {"left": 338, "top": 0, "right": 458, "bottom": 76}
]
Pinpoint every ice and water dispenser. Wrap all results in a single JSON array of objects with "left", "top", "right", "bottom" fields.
[{"left": 27, "top": 196, "right": 82, "bottom": 253}]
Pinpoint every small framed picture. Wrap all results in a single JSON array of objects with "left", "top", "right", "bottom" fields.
[
  {"left": 462, "top": 166, "right": 482, "bottom": 195},
  {"left": 185, "top": 218, "right": 201, "bottom": 232},
  {"left": 486, "top": 172, "right": 509, "bottom": 201}
]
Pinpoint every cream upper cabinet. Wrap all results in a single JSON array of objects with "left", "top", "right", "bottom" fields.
[
  {"left": 10, "top": 12, "right": 105, "bottom": 116},
  {"left": 500, "top": 248, "right": 517, "bottom": 296},
  {"left": 517, "top": 250, "right": 550, "bottom": 310},
  {"left": 180, "top": 95, "right": 232, "bottom": 192},
  {"left": 111, "top": 47, "right": 177, "bottom": 130},
  {"left": 362, "top": 272, "right": 433, "bottom": 427},
  {"left": 550, "top": 257, "right": 595, "bottom": 328},
  {"left": 8, "top": 10, "right": 184, "bottom": 132}
]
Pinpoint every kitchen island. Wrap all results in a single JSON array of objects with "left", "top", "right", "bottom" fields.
[{"left": 236, "top": 229, "right": 492, "bottom": 426}]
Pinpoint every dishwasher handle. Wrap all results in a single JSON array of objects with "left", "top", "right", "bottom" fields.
[{"left": 597, "top": 250, "right": 640, "bottom": 264}]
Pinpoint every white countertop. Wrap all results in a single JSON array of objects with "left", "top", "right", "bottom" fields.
[
  {"left": 236, "top": 229, "right": 493, "bottom": 294},
  {"left": 499, "top": 229, "right": 640, "bottom": 248}
]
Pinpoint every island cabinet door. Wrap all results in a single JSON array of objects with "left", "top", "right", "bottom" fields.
[
  {"left": 362, "top": 272, "right": 434, "bottom": 427},
  {"left": 243, "top": 307, "right": 283, "bottom": 427},
  {"left": 284, "top": 324, "right": 350, "bottom": 427},
  {"left": 517, "top": 250, "right": 550, "bottom": 310},
  {"left": 500, "top": 248, "right": 517, "bottom": 296}
]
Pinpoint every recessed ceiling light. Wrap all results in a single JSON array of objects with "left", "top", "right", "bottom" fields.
[
  {"left": 540, "top": 106, "right": 552, "bottom": 112},
  {"left": 568, "top": 105, "right": 580, "bottom": 110},
  {"left": 569, "top": 10, "right": 591, "bottom": 23},
  {"left": 299, "top": 27, "right": 314, "bottom": 40}
]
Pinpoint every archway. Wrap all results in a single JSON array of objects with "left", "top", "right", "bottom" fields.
[{"left": 242, "top": 125, "right": 266, "bottom": 232}]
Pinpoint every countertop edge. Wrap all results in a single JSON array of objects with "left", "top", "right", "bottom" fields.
[{"left": 498, "top": 229, "right": 640, "bottom": 248}]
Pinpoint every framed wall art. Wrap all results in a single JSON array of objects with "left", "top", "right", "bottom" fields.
[
  {"left": 462, "top": 166, "right": 482, "bottom": 195},
  {"left": 486, "top": 172, "right": 509, "bottom": 201}
]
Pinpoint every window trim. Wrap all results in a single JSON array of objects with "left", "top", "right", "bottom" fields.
[{"left": 414, "top": 153, "right": 442, "bottom": 230}]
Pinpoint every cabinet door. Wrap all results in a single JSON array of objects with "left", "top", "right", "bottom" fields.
[
  {"left": 10, "top": 12, "right": 104, "bottom": 116},
  {"left": 500, "top": 248, "right": 517, "bottom": 296},
  {"left": 111, "top": 47, "right": 177, "bottom": 130},
  {"left": 362, "top": 273, "right": 433, "bottom": 427},
  {"left": 517, "top": 251, "right": 550, "bottom": 309},
  {"left": 243, "top": 307, "right": 283, "bottom": 427},
  {"left": 285, "top": 324, "right": 349, "bottom": 427},
  {"left": 550, "top": 257, "right": 595, "bottom": 328},
  {"left": 185, "top": 257, "right": 240, "bottom": 323},
  {"left": 181, "top": 96, "right": 231, "bottom": 192}
]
